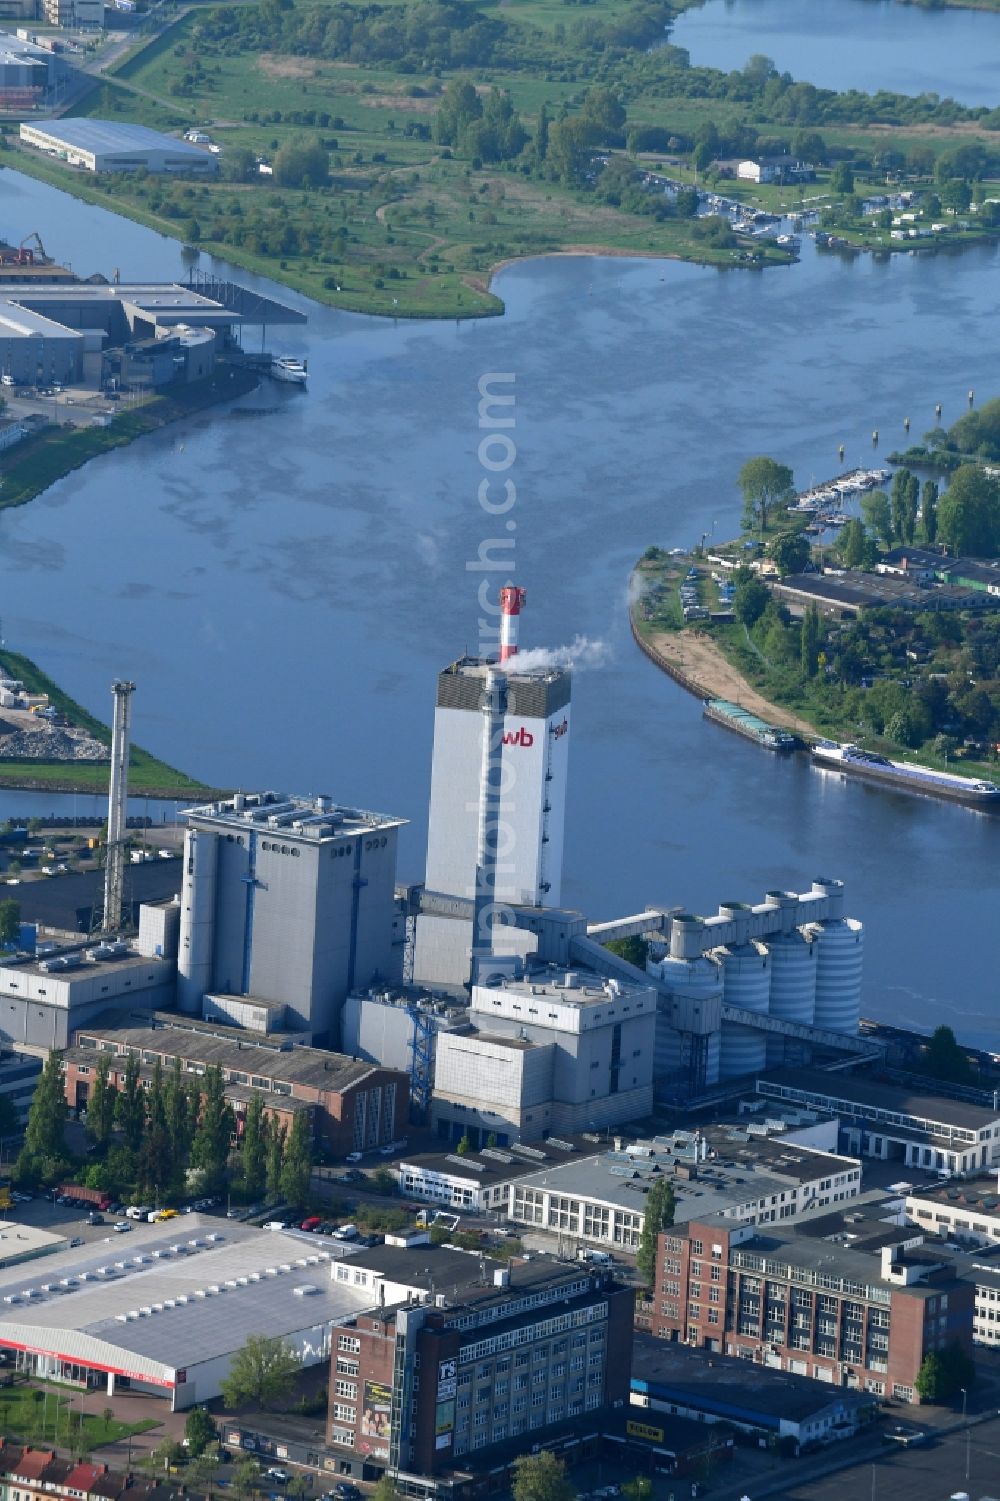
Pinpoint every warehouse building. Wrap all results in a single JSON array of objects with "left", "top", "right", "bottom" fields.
[
  {"left": 0, "top": 945, "right": 176, "bottom": 1053},
  {"left": 0, "top": 30, "right": 62, "bottom": 108},
  {"left": 0, "top": 1216, "right": 374, "bottom": 1409},
  {"left": 324, "top": 1238, "right": 634, "bottom": 1490},
  {"left": 757, "top": 1068, "right": 1000, "bottom": 1174},
  {"left": 904, "top": 1174, "right": 1000, "bottom": 1247},
  {"left": 64, "top": 1015, "right": 409, "bottom": 1155},
  {"left": 507, "top": 1127, "right": 861, "bottom": 1253},
  {"left": 0, "top": 298, "right": 83, "bottom": 385},
  {"left": 396, "top": 1137, "right": 580, "bottom": 1215},
  {"left": 20, "top": 120, "right": 218, "bottom": 175}
]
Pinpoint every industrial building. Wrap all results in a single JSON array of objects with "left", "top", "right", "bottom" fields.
[
  {"left": 630, "top": 1337, "right": 877, "bottom": 1447},
  {"left": 20, "top": 120, "right": 218, "bottom": 175},
  {"left": 324, "top": 1238, "right": 634, "bottom": 1488},
  {"left": 177, "top": 793, "right": 407, "bottom": 1042},
  {"left": 0, "top": 1220, "right": 66, "bottom": 1272},
  {"left": 904, "top": 1174, "right": 1000, "bottom": 1247},
  {"left": 0, "top": 944, "right": 176, "bottom": 1053},
  {"left": 430, "top": 965, "right": 656, "bottom": 1146},
  {"left": 0, "top": 1047, "right": 42, "bottom": 1126},
  {"left": 649, "top": 1203, "right": 975, "bottom": 1403},
  {"left": 0, "top": 30, "right": 64, "bottom": 109},
  {"left": 63, "top": 1016, "right": 409, "bottom": 1156},
  {"left": 340, "top": 986, "right": 467, "bottom": 1121},
  {"left": 396, "top": 1138, "right": 580, "bottom": 1215},
  {"left": 0, "top": 1216, "right": 375, "bottom": 1409},
  {"left": 507, "top": 1127, "right": 861, "bottom": 1253},
  {"left": 756, "top": 1068, "right": 1000, "bottom": 1174},
  {"left": 40, "top": 0, "right": 104, "bottom": 25}
]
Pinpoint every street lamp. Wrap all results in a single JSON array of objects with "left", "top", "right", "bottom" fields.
[{"left": 961, "top": 1386, "right": 967, "bottom": 1422}]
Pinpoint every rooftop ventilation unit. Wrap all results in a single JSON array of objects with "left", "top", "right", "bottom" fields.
[{"left": 294, "top": 1284, "right": 320, "bottom": 1297}]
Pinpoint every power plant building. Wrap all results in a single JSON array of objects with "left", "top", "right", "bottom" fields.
[
  {"left": 431, "top": 965, "right": 656, "bottom": 1146},
  {"left": 177, "top": 793, "right": 407, "bottom": 1043},
  {"left": 0, "top": 944, "right": 176, "bottom": 1053}
]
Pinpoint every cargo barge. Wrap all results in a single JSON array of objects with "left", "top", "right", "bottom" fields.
[
  {"left": 703, "top": 698, "right": 798, "bottom": 752},
  {"left": 812, "top": 740, "right": 1000, "bottom": 807}
]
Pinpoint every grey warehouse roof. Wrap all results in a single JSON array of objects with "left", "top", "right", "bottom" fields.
[
  {"left": 184, "top": 791, "right": 407, "bottom": 844},
  {"left": 27, "top": 119, "right": 211, "bottom": 159},
  {"left": 760, "top": 1068, "right": 1000, "bottom": 1130},
  {"left": 0, "top": 1217, "right": 372, "bottom": 1385}
]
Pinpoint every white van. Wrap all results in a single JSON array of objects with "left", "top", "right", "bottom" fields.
[
  {"left": 577, "top": 1247, "right": 613, "bottom": 1266},
  {"left": 126, "top": 1204, "right": 153, "bottom": 1220},
  {"left": 333, "top": 1224, "right": 359, "bottom": 1241}
]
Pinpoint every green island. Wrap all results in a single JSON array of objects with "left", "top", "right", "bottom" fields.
[
  {"left": 0, "top": 649, "right": 221, "bottom": 797},
  {"left": 632, "top": 406, "right": 1000, "bottom": 782},
  {"left": 8, "top": 0, "right": 1000, "bottom": 317}
]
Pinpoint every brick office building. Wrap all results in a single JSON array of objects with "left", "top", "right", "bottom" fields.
[
  {"left": 650, "top": 1212, "right": 975, "bottom": 1404},
  {"left": 325, "top": 1242, "right": 634, "bottom": 1491},
  {"left": 63, "top": 1019, "right": 409, "bottom": 1157}
]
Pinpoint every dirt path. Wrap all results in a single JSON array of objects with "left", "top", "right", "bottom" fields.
[{"left": 642, "top": 627, "right": 817, "bottom": 738}]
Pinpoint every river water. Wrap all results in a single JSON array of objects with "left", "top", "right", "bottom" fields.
[
  {"left": 1, "top": 4, "right": 1000, "bottom": 1048},
  {"left": 671, "top": 0, "right": 1000, "bottom": 107}
]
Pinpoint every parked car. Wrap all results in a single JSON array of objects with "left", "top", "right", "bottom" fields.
[
  {"left": 331, "top": 1485, "right": 361, "bottom": 1501},
  {"left": 69, "top": 1237, "right": 84, "bottom": 1248},
  {"left": 114, "top": 1221, "right": 132, "bottom": 1233},
  {"left": 265, "top": 1469, "right": 289, "bottom": 1484},
  {"left": 86, "top": 1213, "right": 105, "bottom": 1226},
  {"left": 300, "top": 1216, "right": 322, "bottom": 1232}
]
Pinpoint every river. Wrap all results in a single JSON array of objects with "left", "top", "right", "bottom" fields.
[
  {"left": 671, "top": 0, "right": 1000, "bottom": 107},
  {"left": 2, "top": 4, "right": 1000, "bottom": 1049}
]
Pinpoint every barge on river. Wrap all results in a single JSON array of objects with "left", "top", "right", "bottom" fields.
[
  {"left": 703, "top": 698, "right": 798, "bottom": 752},
  {"left": 812, "top": 740, "right": 1000, "bottom": 807}
]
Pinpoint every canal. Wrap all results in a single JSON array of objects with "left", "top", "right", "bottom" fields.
[{"left": 1, "top": 2, "right": 999, "bottom": 1047}]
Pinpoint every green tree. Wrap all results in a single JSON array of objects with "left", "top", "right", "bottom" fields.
[
  {"left": 733, "top": 566, "right": 771, "bottom": 629},
  {"left": 138, "top": 1059, "right": 171, "bottom": 1199},
  {"left": 279, "top": 1109, "right": 313, "bottom": 1211},
  {"left": 184, "top": 1406, "right": 218, "bottom": 1457},
  {"left": 923, "top": 1025, "right": 972, "bottom": 1086},
  {"left": 0, "top": 897, "right": 20, "bottom": 947},
  {"left": 164, "top": 1056, "right": 192, "bottom": 1175},
  {"left": 769, "top": 530, "right": 811, "bottom": 576},
  {"left": 190, "top": 1065, "right": 234, "bottom": 1191},
  {"left": 16, "top": 1048, "right": 68, "bottom": 1180},
  {"left": 739, "top": 455, "right": 795, "bottom": 533},
  {"left": 371, "top": 1478, "right": 401, "bottom": 1501},
  {"left": 901, "top": 471, "right": 920, "bottom": 545},
  {"left": 546, "top": 116, "right": 600, "bottom": 184},
  {"left": 86, "top": 1053, "right": 116, "bottom": 1149},
  {"left": 605, "top": 935, "right": 649, "bottom": 968},
  {"left": 830, "top": 162, "right": 855, "bottom": 194},
  {"left": 800, "top": 603, "right": 821, "bottom": 678},
  {"left": 233, "top": 1459, "right": 261, "bottom": 1499},
  {"left": 915, "top": 1340, "right": 974, "bottom": 1402},
  {"left": 837, "top": 518, "right": 877, "bottom": 570},
  {"left": 580, "top": 85, "right": 626, "bottom": 137},
  {"left": 636, "top": 1175, "right": 676, "bottom": 1286},
  {"left": 434, "top": 78, "right": 482, "bottom": 146},
  {"left": 223, "top": 146, "right": 257, "bottom": 182},
  {"left": 921, "top": 480, "right": 939, "bottom": 545},
  {"left": 891, "top": 468, "right": 913, "bottom": 544},
  {"left": 622, "top": 1480, "right": 653, "bottom": 1501},
  {"left": 511, "top": 1452, "right": 576, "bottom": 1501},
  {"left": 265, "top": 1117, "right": 286, "bottom": 1201},
  {"left": 114, "top": 1051, "right": 145, "bottom": 1153},
  {"left": 940, "top": 178, "right": 972, "bottom": 213},
  {"left": 220, "top": 1333, "right": 300, "bottom": 1410},
  {"left": 535, "top": 101, "right": 550, "bottom": 162},
  {"left": 938, "top": 465, "right": 1000, "bottom": 557},
  {"left": 862, "top": 489, "right": 894, "bottom": 547},
  {"left": 241, "top": 1093, "right": 267, "bottom": 1200},
  {"left": 456, "top": 1135, "right": 472, "bottom": 1156}
]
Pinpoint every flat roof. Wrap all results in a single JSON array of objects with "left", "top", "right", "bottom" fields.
[
  {"left": 905, "top": 1174, "right": 1000, "bottom": 1213},
  {"left": 759, "top": 1068, "right": 1000, "bottom": 1131},
  {"left": 479, "top": 966, "right": 651, "bottom": 1006},
  {"left": 183, "top": 792, "right": 406, "bottom": 843},
  {"left": 0, "top": 1216, "right": 371, "bottom": 1385},
  {"left": 23, "top": 119, "right": 210, "bottom": 160},
  {"left": 510, "top": 1134, "right": 856, "bottom": 1219},
  {"left": 0, "top": 302, "right": 85, "bottom": 340},
  {"left": 70, "top": 1021, "right": 390, "bottom": 1094},
  {"left": 400, "top": 1139, "right": 581, "bottom": 1186},
  {"left": 1, "top": 947, "right": 169, "bottom": 983},
  {"left": 0, "top": 1222, "right": 66, "bottom": 1267},
  {"left": 630, "top": 1333, "right": 876, "bottom": 1423}
]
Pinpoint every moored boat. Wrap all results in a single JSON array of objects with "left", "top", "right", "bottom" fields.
[{"left": 811, "top": 740, "right": 1000, "bottom": 807}]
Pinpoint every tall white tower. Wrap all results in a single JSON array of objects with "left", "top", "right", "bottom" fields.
[
  {"left": 415, "top": 591, "right": 571, "bottom": 987},
  {"left": 103, "top": 679, "right": 135, "bottom": 935}
]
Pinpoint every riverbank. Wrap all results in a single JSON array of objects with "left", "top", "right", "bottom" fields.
[
  {"left": 0, "top": 360, "right": 260, "bottom": 516},
  {"left": 0, "top": 651, "right": 221, "bottom": 799}
]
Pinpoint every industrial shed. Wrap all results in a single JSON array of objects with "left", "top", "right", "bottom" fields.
[
  {"left": 0, "top": 1216, "right": 373, "bottom": 1410},
  {"left": 19, "top": 119, "right": 218, "bottom": 174}
]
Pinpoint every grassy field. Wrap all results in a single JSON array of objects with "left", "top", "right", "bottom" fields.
[
  {"left": 0, "top": 649, "right": 221, "bottom": 797},
  {"left": 0, "top": 1382, "right": 160, "bottom": 1451}
]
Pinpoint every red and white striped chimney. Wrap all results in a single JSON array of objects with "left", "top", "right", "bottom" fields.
[{"left": 499, "top": 585, "right": 527, "bottom": 664}]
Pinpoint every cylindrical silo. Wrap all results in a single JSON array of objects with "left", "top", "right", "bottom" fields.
[
  {"left": 764, "top": 929, "right": 818, "bottom": 1063},
  {"left": 715, "top": 937, "right": 770, "bottom": 1080},
  {"left": 808, "top": 916, "right": 864, "bottom": 1034},
  {"left": 651, "top": 953, "right": 724, "bottom": 1088},
  {"left": 177, "top": 827, "right": 218, "bottom": 1013}
]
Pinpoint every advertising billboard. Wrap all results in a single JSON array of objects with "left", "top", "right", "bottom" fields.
[{"left": 359, "top": 1380, "right": 392, "bottom": 1460}]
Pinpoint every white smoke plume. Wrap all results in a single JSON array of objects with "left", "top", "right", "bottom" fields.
[{"left": 504, "top": 635, "right": 611, "bottom": 673}]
